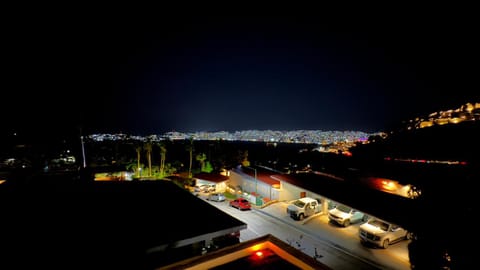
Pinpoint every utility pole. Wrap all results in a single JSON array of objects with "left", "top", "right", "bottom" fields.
[
  {"left": 254, "top": 167, "right": 257, "bottom": 194},
  {"left": 79, "top": 127, "right": 86, "bottom": 168}
]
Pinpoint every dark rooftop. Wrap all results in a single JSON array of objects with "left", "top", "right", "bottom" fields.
[
  {"left": 161, "top": 234, "right": 331, "bottom": 270},
  {"left": 0, "top": 179, "right": 246, "bottom": 269},
  {"left": 194, "top": 172, "right": 230, "bottom": 183}
]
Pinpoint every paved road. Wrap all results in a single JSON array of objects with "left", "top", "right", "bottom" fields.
[{"left": 204, "top": 196, "right": 411, "bottom": 270}]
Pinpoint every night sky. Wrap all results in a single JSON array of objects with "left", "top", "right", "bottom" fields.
[{"left": 4, "top": 7, "right": 478, "bottom": 136}]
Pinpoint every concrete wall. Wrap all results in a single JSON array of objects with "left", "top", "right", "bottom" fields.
[
  {"left": 228, "top": 171, "right": 243, "bottom": 191},
  {"left": 229, "top": 171, "right": 279, "bottom": 201},
  {"left": 279, "top": 181, "right": 307, "bottom": 202},
  {"left": 230, "top": 170, "right": 327, "bottom": 205}
]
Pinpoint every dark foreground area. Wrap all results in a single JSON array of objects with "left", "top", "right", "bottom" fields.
[
  {"left": 1, "top": 169, "right": 475, "bottom": 270},
  {"left": 0, "top": 179, "right": 245, "bottom": 270}
]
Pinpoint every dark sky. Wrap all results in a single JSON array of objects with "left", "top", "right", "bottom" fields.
[{"left": 4, "top": 6, "right": 478, "bottom": 136}]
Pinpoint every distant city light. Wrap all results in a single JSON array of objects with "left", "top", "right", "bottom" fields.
[{"left": 384, "top": 157, "right": 468, "bottom": 165}]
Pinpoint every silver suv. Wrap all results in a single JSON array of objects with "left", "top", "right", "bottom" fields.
[
  {"left": 207, "top": 193, "right": 225, "bottom": 202},
  {"left": 359, "top": 218, "right": 412, "bottom": 249},
  {"left": 328, "top": 204, "right": 367, "bottom": 227}
]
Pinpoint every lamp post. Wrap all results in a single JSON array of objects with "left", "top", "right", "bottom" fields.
[
  {"left": 254, "top": 167, "right": 257, "bottom": 195},
  {"left": 79, "top": 125, "right": 87, "bottom": 168},
  {"left": 80, "top": 135, "right": 86, "bottom": 168}
]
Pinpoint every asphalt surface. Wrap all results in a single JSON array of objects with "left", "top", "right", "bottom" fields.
[{"left": 245, "top": 201, "right": 411, "bottom": 270}]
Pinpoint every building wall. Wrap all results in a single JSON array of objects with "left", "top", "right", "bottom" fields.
[
  {"left": 305, "top": 190, "right": 324, "bottom": 202},
  {"left": 229, "top": 171, "right": 279, "bottom": 201},
  {"left": 230, "top": 170, "right": 325, "bottom": 204},
  {"left": 279, "top": 181, "right": 306, "bottom": 201},
  {"left": 270, "top": 187, "right": 280, "bottom": 201},
  {"left": 228, "top": 171, "right": 243, "bottom": 191}
]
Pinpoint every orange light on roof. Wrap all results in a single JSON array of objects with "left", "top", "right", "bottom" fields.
[{"left": 250, "top": 244, "right": 262, "bottom": 251}]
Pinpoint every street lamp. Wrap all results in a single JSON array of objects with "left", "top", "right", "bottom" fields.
[{"left": 80, "top": 135, "right": 87, "bottom": 168}]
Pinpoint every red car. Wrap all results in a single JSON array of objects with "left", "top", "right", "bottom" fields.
[{"left": 229, "top": 198, "right": 251, "bottom": 210}]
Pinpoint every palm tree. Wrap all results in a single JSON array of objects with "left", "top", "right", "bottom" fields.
[
  {"left": 135, "top": 144, "right": 142, "bottom": 177},
  {"left": 157, "top": 141, "right": 167, "bottom": 178},
  {"left": 186, "top": 137, "right": 194, "bottom": 178},
  {"left": 144, "top": 141, "right": 153, "bottom": 177}
]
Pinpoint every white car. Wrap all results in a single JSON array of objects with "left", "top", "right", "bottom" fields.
[
  {"left": 359, "top": 218, "right": 412, "bottom": 248},
  {"left": 194, "top": 184, "right": 215, "bottom": 193},
  {"left": 206, "top": 193, "right": 225, "bottom": 202},
  {"left": 328, "top": 204, "right": 367, "bottom": 227}
]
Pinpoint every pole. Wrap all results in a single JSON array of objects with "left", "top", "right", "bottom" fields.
[
  {"left": 254, "top": 167, "right": 257, "bottom": 195},
  {"left": 79, "top": 126, "right": 87, "bottom": 169}
]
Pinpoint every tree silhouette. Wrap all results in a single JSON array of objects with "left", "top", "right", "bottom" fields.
[
  {"left": 135, "top": 143, "right": 142, "bottom": 177},
  {"left": 185, "top": 137, "right": 194, "bottom": 178},
  {"left": 157, "top": 141, "right": 167, "bottom": 177},
  {"left": 144, "top": 141, "right": 153, "bottom": 177}
]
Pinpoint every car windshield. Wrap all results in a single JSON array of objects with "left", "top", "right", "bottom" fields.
[
  {"left": 368, "top": 219, "right": 389, "bottom": 231},
  {"left": 336, "top": 205, "right": 352, "bottom": 213},
  {"left": 293, "top": 200, "right": 306, "bottom": 208}
]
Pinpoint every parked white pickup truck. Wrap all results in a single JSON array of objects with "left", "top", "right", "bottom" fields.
[
  {"left": 359, "top": 218, "right": 412, "bottom": 249},
  {"left": 286, "top": 197, "right": 321, "bottom": 220}
]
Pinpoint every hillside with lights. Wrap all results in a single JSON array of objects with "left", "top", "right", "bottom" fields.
[
  {"left": 352, "top": 102, "right": 479, "bottom": 162},
  {"left": 400, "top": 102, "right": 479, "bottom": 131}
]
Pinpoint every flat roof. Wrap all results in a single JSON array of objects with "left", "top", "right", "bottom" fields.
[
  {"left": 234, "top": 167, "right": 281, "bottom": 186},
  {"left": 270, "top": 172, "right": 416, "bottom": 229},
  {"left": 160, "top": 234, "right": 331, "bottom": 270},
  {"left": 0, "top": 179, "right": 246, "bottom": 269},
  {"left": 194, "top": 172, "right": 229, "bottom": 183}
]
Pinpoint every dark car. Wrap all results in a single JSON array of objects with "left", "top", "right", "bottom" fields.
[{"left": 229, "top": 198, "right": 251, "bottom": 210}]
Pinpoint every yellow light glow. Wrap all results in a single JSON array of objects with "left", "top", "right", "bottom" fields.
[
  {"left": 250, "top": 244, "right": 263, "bottom": 252},
  {"left": 255, "top": 251, "right": 263, "bottom": 257},
  {"left": 435, "top": 118, "right": 449, "bottom": 125},
  {"left": 419, "top": 121, "right": 433, "bottom": 128},
  {"left": 382, "top": 180, "right": 397, "bottom": 191},
  {"left": 449, "top": 118, "right": 463, "bottom": 124}
]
